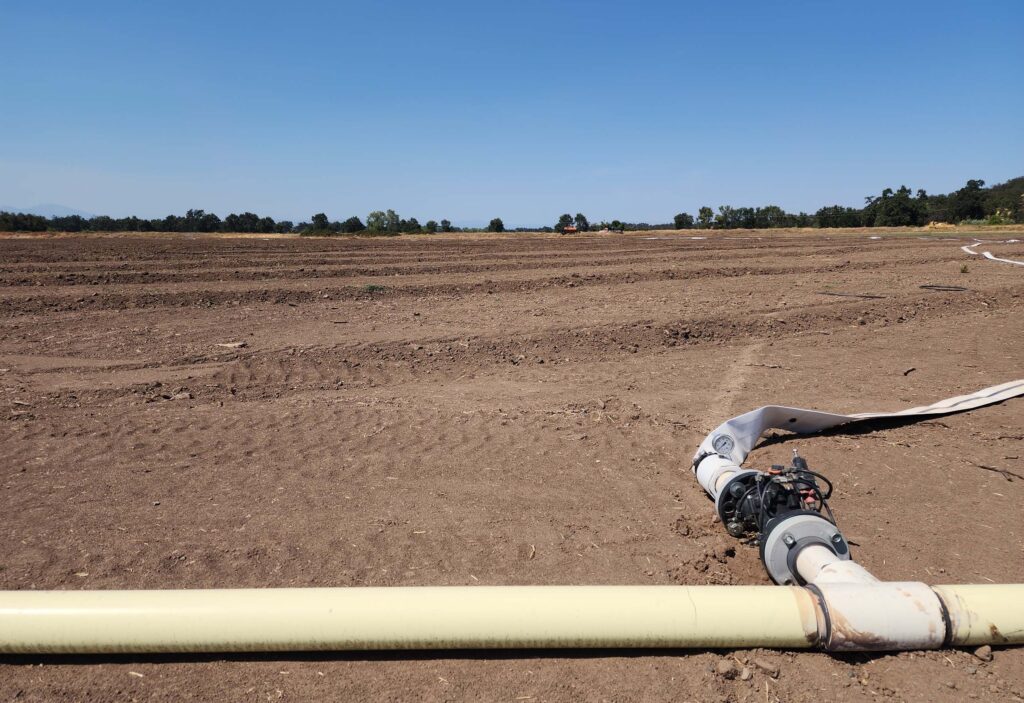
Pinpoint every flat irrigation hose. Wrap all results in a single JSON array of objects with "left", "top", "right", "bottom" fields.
[
  {"left": 692, "top": 378, "right": 1024, "bottom": 500},
  {"left": 961, "top": 239, "right": 1024, "bottom": 266}
]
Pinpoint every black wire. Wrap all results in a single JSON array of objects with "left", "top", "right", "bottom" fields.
[
  {"left": 738, "top": 484, "right": 759, "bottom": 529},
  {"left": 732, "top": 465, "right": 840, "bottom": 538},
  {"left": 798, "top": 469, "right": 834, "bottom": 499},
  {"left": 757, "top": 478, "right": 770, "bottom": 529}
]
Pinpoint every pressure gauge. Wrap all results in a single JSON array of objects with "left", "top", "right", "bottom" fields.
[{"left": 711, "top": 433, "right": 734, "bottom": 456}]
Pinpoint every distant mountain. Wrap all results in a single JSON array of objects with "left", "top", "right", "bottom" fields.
[{"left": 0, "top": 203, "right": 95, "bottom": 218}]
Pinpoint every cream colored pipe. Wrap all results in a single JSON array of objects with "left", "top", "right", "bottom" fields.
[
  {"left": 0, "top": 586, "right": 820, "bottom": 654},
  {"left": 933, "top": 585, "right": 1024, "bottom": 646},
  {"left": 2, "top": 583, "right": 1021, "bottom": 654}
]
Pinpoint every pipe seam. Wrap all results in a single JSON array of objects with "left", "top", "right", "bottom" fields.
[
  {"left": 802, "top": 583, "right": 829, "bottom": 650},
  {"left": 933, "top": 587, "right": 954, "bottom": 649}
]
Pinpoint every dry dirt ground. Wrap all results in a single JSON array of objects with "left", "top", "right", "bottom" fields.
[{"left": 1, "top": 229, "right": 1022, "bottom": 702}]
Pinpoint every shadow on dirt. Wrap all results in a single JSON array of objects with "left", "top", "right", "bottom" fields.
[
  {"left": 0, "top": 646, "right": 901, "bottom": 665},
  {"left": 750, "top": 410, "right": 979, "bottom": 454}
]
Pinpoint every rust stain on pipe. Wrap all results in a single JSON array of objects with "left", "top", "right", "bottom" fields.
[{"left": 826, "top": 609, "right": 898, "bottom": 651}]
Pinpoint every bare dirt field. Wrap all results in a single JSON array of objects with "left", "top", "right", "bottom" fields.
[{"left": 1, "top": 229, "right": 1023, "bottom": 702}]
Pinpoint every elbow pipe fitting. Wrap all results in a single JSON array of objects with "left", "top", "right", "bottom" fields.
[
  {"left": 809, "top": 581, "right": 949, "bottom": 651},
  {"left": 808, "top": 581, "right": 1024, "bottom": 651}
]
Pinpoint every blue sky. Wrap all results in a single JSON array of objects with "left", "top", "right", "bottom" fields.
[{"left": 1, "top": 1, "right": 1021, "bottom": 227}]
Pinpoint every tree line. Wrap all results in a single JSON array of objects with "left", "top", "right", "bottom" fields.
[
  {"left": 1, "top": 177, "right": 1020, "bottom": 234},
  {"left": 0, "top": 209, "right": 459, "bottom": 235},
  {"left": 557, "top": 177, "right": 1022, "bottom": 231}
]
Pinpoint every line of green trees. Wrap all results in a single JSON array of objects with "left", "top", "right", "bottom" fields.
[
  {"left": 304, "top": 210, "right": 461, "bottom": 236},
  {"left": 557, "top": 177, "right": 1021, "bottom": 232},
  {"left": 0, "top": 208, "right": 464, "bottom": 236},
  {"left": 1, "top": 177, "right": 1020, "bottom": 234}
]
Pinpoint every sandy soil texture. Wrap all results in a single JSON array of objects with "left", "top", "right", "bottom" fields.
[{"left": 1, "top": 230, "right": 1022, "bottom": 701}]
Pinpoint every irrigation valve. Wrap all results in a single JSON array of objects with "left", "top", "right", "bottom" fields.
[{"left": 714, "top": 449, "right": 850, "bottom": 585}]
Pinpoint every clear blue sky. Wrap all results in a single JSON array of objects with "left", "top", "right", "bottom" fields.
[{"left": 2, "top": 0, "right": 1022, "bottom": 227}]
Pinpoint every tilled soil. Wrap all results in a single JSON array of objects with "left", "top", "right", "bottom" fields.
[{"left": 1, "top": 230, "right": 1023, "bottom": 702}]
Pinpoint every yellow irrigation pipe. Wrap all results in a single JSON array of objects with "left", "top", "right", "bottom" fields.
[
  {"left": 0, "top": 586, "right": 818, "bottom": 654},
  {"left": 934, "top": 585, "right": 1024, "bottom": 647},
  {"left": 1, "top": 583, "right": 1022, "bottom": 654}
]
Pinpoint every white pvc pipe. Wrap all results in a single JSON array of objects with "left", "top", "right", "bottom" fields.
[
  {"left": 792, "top": 547, "right": 1024, "bottom": 650},
  {"left": 795, "top": 545, "right": 879, "bottom": 585},
  {"left": 695, "top": 453, "right": 743, "bottom": 499},
  {"left": 812, "top": 581, "right": 948, "bottom": 650},
  {"left": 796, "top": 545, "right": 943, "bottom": 649}
]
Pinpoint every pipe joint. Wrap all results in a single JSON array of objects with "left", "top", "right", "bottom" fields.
[
  {"left": 693, "top": 453, "right": 742, "bottom": 500},
  {"left": 812, "top": 582, "right": 947, "bottom": 651},
  {"left": 932, "top": 585, "right": 1024, "bottom": 647},
  {"left": 760, "top": 514, "right": 850, "bottom": 585}
]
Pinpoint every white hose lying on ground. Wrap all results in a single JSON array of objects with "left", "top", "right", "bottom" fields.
[
  {"left": 693, "top": 378, "right": 1024, "bottom": 499},
  {"left": 961, "top": 240, "right": 1024, "bottom": 266}
]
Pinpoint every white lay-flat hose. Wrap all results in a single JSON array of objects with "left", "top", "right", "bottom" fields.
[
  {"left": 961, "top": 240, "right": 1024, "bottom": 266},
  {"left": 693, "top": 379, "right": 1024, "bottom": 498}
]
